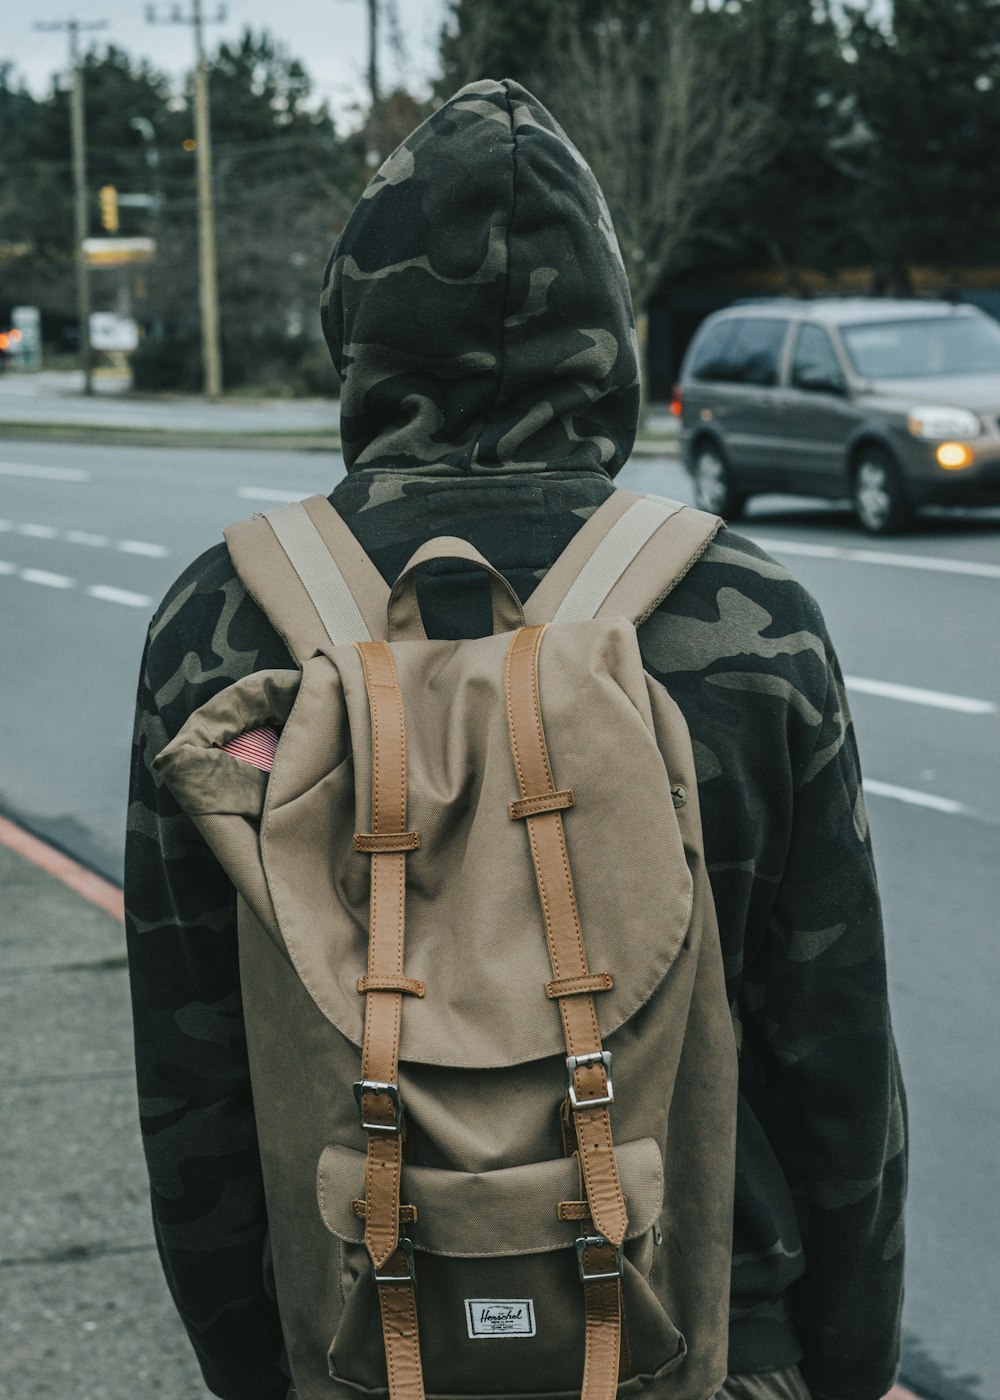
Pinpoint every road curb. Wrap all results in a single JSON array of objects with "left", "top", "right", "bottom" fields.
[
  {"left": 0, "top": 420, "right": 679, "bottom": 458},
  {"left": 0, "top": 814, "right": 124, "bottom": 923}
]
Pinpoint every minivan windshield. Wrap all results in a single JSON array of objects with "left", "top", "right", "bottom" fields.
[{"left": 841, "top": 314, "right": 1000, "bottom": 378}]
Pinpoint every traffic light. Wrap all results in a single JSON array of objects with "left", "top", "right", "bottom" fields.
[{"left": 99, "top": 184, "right": 119, "bottom": 233}]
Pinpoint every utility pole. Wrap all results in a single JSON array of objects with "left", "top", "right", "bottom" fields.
[
  {"left": 340, "top": 0, "right": 381, "bottom": 169},
  {"left": 146, "top": 2, "right": 226, "bottom": 398},
  {"left": 34, "top": 17, "right": 109, "bottom": 397},
  {"left": 367, "top": 0, "right": 380, "bottom": 112}
]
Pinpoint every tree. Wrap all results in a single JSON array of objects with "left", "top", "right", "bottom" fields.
[
  {"left": 847, "top": 0, "right": 1000, "bottom": 289},
  {"left": 133, "top": 29, "right": 364, "bottom": 391},
  {"left": 531, "top": 3, "right": 782, "bottom": 312},
  {"left": 685, "top": 0, "right": 865, "bottom": 289},
  {"left": 0, "top": 48, "right": 174, "bottom": 334}
]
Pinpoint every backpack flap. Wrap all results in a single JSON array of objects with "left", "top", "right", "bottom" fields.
[{"left": 257, "top": 619, "right": 694, "bottom": 1070}]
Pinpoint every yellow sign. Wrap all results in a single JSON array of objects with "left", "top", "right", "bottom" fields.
[{"left": 82, "top": 237, "right": 156, "bottom": 268}]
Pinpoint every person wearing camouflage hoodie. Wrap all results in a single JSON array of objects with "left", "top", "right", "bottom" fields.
[{"left": 125, "top": 79, "right": 906, "bottom": 1400}]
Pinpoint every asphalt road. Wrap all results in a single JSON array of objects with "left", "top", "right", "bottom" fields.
[{"left": 1, "top": 439, "right": 998, "bottom": 1400}]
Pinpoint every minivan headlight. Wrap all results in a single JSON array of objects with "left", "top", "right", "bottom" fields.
[{"left": 907, "top": 405, "right": 981, "bottom": 440}]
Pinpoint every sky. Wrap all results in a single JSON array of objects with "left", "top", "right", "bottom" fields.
[{"left": 8, "top": 0, "right": 448, "bottom": 117}]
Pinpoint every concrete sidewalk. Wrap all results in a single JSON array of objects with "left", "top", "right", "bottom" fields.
[
  {"left": 0, "top": 370, "right": 681, "bottom": 454},
  {"left": 0, "top": 829, "right": 207, "bottom": 1399},
  {"left": 0, "top": 821, "right": 922, "bottom": 1400}
]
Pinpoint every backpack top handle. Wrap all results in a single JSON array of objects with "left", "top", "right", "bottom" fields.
[{"left": 387, "top": 536, "right": 525, "bottom": 642}]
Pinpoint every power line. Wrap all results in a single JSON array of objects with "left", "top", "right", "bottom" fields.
[{"left": 33, "top": 17, "right": 110, "bottom": 396}]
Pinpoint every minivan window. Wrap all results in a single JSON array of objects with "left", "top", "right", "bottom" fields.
[
  {"left": 725, "top": 318, "right": 788, "bottom": 386},
  {"left": 791, "top": 324, "right": 845, "bottom": 389},
  {"left": 842, "top": 314, "right": 1000, "bottom": 378},
  {"left": 688, "top": 317, "right": 787, "bottom": 385},
  {"left": 687, "top": 321, "right": 739, "bottom": 382}
]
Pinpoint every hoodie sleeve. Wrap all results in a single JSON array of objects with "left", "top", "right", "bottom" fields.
[
  {"left": 743, "top": 627, "right": 907, "bottom": 1400},
  {"left": 124, "top": 562, "right": 289, "bottom": 1400},
  {"left": 639, "top": 532, "right": 906, "bottom": 1399}
]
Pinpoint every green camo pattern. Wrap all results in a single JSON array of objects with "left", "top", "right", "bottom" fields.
[{"left": 125, "top": 80, "right": 904, "bottom": 1400}]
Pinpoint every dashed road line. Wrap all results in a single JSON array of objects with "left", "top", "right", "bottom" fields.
[
  {"left": 0, "top": 461, "right": 90, "bottom": 481},
  {"left": 19, "top": 568, "right": 74, "bottom": 589},
  {"left": 117, "top": 539, "right": 169, "bottom": 557},
  {"left": 0, "top": 519, "right": 169, "bottom": 556},
  {"left": 863, "top": 778, "right": 965, "bottom": 815},
  {"left": 845, "top": 675, "right": 997, "bottom": 715},
  {"left": 1, "top": 562, "right": 152, "bottom": 607},
  {"left": 87, "top": 584, "right": 153, "bottom": 608},
  {"left": 64, "top": 529, "right": 109, "bottom": 546},
  {"left": 751, "top": 535, "right": 1000, "bottom": 580},
  {"left": 237, "top": 485, "right": 308, "bottom": 503}
]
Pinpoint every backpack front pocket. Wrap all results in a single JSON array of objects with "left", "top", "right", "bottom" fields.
[{"left": 317, "top": 1138, "right": 682, "bottom": 1395}]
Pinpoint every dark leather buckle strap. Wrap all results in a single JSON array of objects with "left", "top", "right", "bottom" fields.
[
  {"left": 354, "top": 640, "right": 426, "bottom": 1400},
  {"left": 504, "top": 623, "right": 628, "bottom": 1400}
]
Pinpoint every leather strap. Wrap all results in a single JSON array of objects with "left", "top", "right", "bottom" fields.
[
  {"left": 509, "top": 789, "right": 575, "bottom": 820},
  {"left": 354, "top": 640, "right": 426, "bottom": 1400},
  {"left": 358, "top": 974, "right": 426, "bottom": 998},
  {"left": 504, "top": 623, "right": 628, "bottom": 1400},
  {"left": 545, "top": 972, "right": 614, "bottom": 1000},
  {"left": 582, "top": 1270, "right": 624, "bottom": 1400},
  {"left": 354, "top": 830, "right": 421, "bottom": 853},
  {"left": 353, "top": 1199, "right": 419, "bottom": 1224},
  {"left": 504, "top": 625, "right": 628, "bottom": 1245}
]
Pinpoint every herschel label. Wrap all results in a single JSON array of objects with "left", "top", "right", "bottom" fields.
[{"left": 465, "top": 1299, "right": 536, "bottom": 1338}]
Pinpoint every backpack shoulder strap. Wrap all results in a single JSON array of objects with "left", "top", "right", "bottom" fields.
[
  {"left": 523, "top": 491, "right": 721, "bottom": 626},
  {"left": 224, "top": 495, "right": 390, "bottom": 662}
]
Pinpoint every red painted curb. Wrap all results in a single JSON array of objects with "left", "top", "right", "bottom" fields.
[{"left": 0, "top": 815, "right": 124, "bottom": 924}]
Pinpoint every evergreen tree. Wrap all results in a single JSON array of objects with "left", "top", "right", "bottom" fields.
[{"left": 848, "top": 0, "right": 1000, "bottom": 287}]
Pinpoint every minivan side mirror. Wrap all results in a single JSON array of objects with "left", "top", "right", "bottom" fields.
[{"left": 795, "top": 367, "right": 847, "bottom": 395}]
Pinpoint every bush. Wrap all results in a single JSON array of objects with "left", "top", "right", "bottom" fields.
[{"left": 131, "top": 325, "right": 339, "bottom": 398}]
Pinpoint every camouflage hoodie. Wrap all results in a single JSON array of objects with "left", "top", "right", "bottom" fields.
[{"left": 125, "top": 80, "right": 905, "bottom": 1400}]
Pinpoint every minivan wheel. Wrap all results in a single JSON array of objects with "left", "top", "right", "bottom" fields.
[
  {"left": 692, "top": 444, "right": 745, "bottom": 519},
  {"left": 852, "top": 448, "right": 915, "bottom": 534}
]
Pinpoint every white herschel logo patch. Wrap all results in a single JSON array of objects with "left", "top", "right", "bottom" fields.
[{"left": 465, "top": 1299, "right": 536, "bottom": 1338}]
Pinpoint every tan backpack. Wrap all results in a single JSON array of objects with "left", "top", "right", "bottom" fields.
[{"left": 155, "top": 489, "right": 739, "bottom": 1400}]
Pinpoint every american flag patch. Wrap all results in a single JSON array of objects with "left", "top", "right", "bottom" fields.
[{"left": 220, "top": 726, "right": 279, "bottom": 772}]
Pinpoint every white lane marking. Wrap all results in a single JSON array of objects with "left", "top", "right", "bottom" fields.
[
  {"left": 65, "top": 530, "right": 110, "bottom": 547},
  {"left": 237, "top": 486, "right": 307, "bottom": 503},
  {"left": 20, "top": 568, "right": 75, "bottom": 589},
  {"left": 87, "top": 584, "right": 153, "bottom": 608},
  {"left": 0, "top": 461, "right": 90, "bottom": 481},
  {"left": 845, "top": 675, "right": 997, "bottom": 716},
  {"left": 0, "top": 519, "right": 168, "bottom": 556},
  {"left": 0, "top": 560, "right": 151, "bottom": 607},
  {"left": 752, "top": 536, "right": 1000, "bottom": 580},
  {"left": 117, "top": 539, "right": 169, "bottom": 557},
  {"left": 863, "top": 778, "right": 965, "bottom": 815}
]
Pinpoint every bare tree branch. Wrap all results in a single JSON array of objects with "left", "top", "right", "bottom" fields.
[{"left": 540, "top": 2, "right": 785, "bottom": 311}]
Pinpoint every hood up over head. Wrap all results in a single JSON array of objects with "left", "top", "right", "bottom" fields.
[{"left": 321, "top": 78, "right": 640, "bottom": 478}]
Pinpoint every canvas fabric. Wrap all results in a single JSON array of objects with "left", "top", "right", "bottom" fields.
[{"left": 154, "top": 499, "right": 739, "bottom": 1400}]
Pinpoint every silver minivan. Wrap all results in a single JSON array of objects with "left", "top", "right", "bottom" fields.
[{"left": 675, "top": 298, "right": 1000, "bottom": 532}]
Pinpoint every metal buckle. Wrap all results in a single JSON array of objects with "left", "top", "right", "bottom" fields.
[
  {"left": 566, "top": 1050, "right": 614, "bottom": 1110},
  {"left": 575, "top": 1234, "right": 625, "bottom": 1283},
  {"left": 373, "top": 1235, "right": 415, "bottom": 1284},
  {"left": 353, "top": 1079, "right": 404, "bottom": 1135}
]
